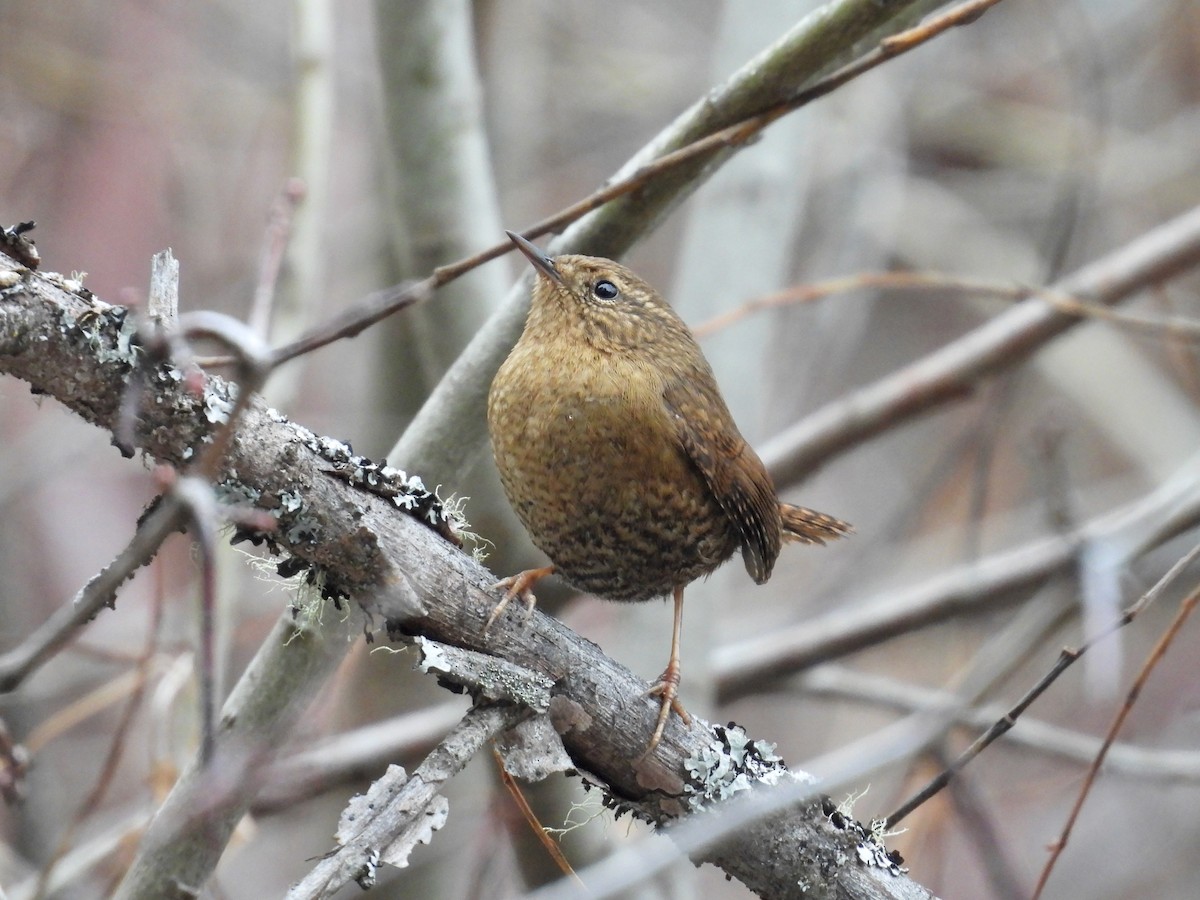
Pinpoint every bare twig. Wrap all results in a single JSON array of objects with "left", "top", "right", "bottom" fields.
[
  {"left": 168, "top": 475, "right": 222, "bottom": 762},
  {"left": 762, "top": 203, "right": 1200, "bottom": 486},
  {"left": 493, "top": 747, "right": 583, "bottom": 888},
  {"left": 694, "top": 270, "right": 1200, "bottom": 344},
  {"left": 1037, "top": 288, "right": 1200, "bottom": 342},
  {"left": 247, "top": 178, "right": 305, "bottom": 338},
  {"left": 887, "top": 539, "right": 1200, "bottom": 828},
  {"left": 31, "top": 563, "right": 166, "bottom": 900},
  {"left": 23, "top": 661, "right": 168, "bottom": 757},
  {"left": 178, "top": 310, "right": 275, "bottom": 479},
  {"left": 692, "top": 271, "right": 1028, "bottom": 338},
  {"left": 270, "top": 0, "right": 1003, "bottom": 369},
  {"left": 0, "top": 498, "right": 185, "bottom": 692},
  {"left": 1033, "top": 580, "right": 1200, "bottom": 899}
]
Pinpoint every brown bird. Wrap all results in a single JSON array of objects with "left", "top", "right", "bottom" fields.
[{"left": 487, "top": 231, "right": 850, "bottom": 756}]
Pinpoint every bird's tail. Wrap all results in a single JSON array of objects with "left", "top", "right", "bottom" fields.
[{"left": 780, "top": 504, "right": 852, "bottom": 545}]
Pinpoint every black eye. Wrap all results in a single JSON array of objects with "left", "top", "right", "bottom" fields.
[{"left": 592, "top": 279, "right": 618, "bottom": 301}]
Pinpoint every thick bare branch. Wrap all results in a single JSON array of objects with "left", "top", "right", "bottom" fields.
[
  {"left": 716, "top": 451, "right": 1200, "bottom": 700},
  {"left": 762, "top": 203, "right": 1200, "bottom": 484}
]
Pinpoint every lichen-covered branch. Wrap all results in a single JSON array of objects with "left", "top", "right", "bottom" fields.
[
  {"left": 0, "top": 256, "right": 932, "bottom": 899},
  {"left": 286, "top": 704, "right": 522, "bottom": 900}
]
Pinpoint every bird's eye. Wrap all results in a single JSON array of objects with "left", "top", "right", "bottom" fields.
[{"left": 592, "top": 279, "right": 618, "bottom": 301}]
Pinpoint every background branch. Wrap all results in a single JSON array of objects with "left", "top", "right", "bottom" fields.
[{"left": 5, "top": 2, "right": 1200, "bottom": 897}]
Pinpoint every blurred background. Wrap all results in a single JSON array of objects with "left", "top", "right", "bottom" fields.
[{"left": 2, "top": 0, "right": 1200, "bottom": 897}]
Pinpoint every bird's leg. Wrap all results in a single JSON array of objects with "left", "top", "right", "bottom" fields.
[
  {"left": 640, "top": 585, "right": 692, "bottom": 757},
  {"left": 485, "top": 564, "right": 556, "bottom": 633}
]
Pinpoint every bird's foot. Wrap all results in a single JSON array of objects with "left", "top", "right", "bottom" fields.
[
  {"left": 638, "top": 663, "right": 692, "bottom": 761},
  {"left": 485, "top": 564, "right": 555, "bottom": 633}
]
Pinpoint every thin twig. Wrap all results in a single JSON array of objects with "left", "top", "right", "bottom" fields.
[
  {"left": 169, "top": 475, "right": 221, "bottom": 763},
  {"left": 1033, "top": 579, "right": 1200, "bottom": 898},
  {"left": 177, "top": 311, "right": 275, "bottom": 480},
  {"left": 692, "top": 271, "right": 1029, "bottom": 338},
  {"left": 268, "top": 0, "right": 1008, "bottom": 368},
  {"left": 693, "top": 270, "right": 1200, "bottom": 344},
  {"left": 762, "top": 203, "right": 1200, "bottom": 486},
  {"left": 248, "top": 178, "right": 306, "bottom": 338},
  {"left": 492, "top": 747, "right": 584, "bottom": 889},
  {"left": 886, "top": 539, "right": 1200, "bottom": 828},
  {"left": 23, "top": 661, "right": 167, "bottom": 757},
  {"left": 31, "top": 561, "right": 167, "bottom": 900},
  {"left": 0, "top": 498, "right": 185, "bottom": 693}
]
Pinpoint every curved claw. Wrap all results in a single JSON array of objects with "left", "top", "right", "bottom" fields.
[
  {"left": 484, "top": 564, "right": 555, "bottom": 634},
  {"left": 638, "top": 663, "right": 692, "bottom": 762}
]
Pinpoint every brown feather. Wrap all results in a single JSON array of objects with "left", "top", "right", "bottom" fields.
[
  {"left": 780, "top": 504, "right": 853, "bottom": 545},
  {"left": 663, "top": 376, "right": 782, "bottom": 584}
]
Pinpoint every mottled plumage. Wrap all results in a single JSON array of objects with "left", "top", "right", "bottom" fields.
[{"left": 487, "top": 232, "right": 850, "bottom": 755}]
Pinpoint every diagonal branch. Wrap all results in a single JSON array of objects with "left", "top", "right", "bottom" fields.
[
  {"left": 388, "top": 0, "right": 947, "bottom": 476},
  {"left": 715, "top": 448, "right": 1200, "bottom": 700},
  {"left": 762, "top": 203, "right": 1200, "bottom": 485},
  {"left": 2, "top": 252, "right": 932, "bottom": 899},
  {"left": 0, "top": 494, "right": 184, "bottom": 692}
]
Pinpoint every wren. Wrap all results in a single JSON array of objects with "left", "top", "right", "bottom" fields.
[{"left": 487, "top": 231, "right": 850, "bottom": 756}]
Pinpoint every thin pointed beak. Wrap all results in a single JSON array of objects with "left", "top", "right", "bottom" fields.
[{"left": 506, "top": 231, "right": 564, "bottom": 284}]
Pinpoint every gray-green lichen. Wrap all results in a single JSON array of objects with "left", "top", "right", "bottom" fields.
[
  {"left": 203, "top": 382, "right": 236, "bottom": 424},
  {"left": 683, "top": 723, "right": 810, "bottom": 811},
  {"left": 54, "top": 294, "right": 140, "bottom": 372}
]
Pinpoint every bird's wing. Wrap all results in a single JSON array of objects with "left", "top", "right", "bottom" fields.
[{"left": 662, "top": 375, "right": 781, "bottom": 583}]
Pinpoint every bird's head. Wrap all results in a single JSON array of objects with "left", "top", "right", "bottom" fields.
[{"left": 506, "top": 231, "right": 692, "bottom": 354}]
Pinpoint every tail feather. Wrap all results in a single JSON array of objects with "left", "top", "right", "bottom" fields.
[{"left": 779, "top": 504, "right": 852, "bottom": 545}]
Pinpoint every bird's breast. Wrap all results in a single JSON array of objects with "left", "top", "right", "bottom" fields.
[{"left": 488, "top": 342, "right": 739, "bottom": 600}]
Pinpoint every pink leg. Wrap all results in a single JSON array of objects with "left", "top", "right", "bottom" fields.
[{"left": 640, "top": 585, "right": 692, "bottom": 758}]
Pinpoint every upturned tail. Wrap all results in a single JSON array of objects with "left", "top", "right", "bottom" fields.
[{"left": 780, "top": 504, "right": 852, "bottom": 545}]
